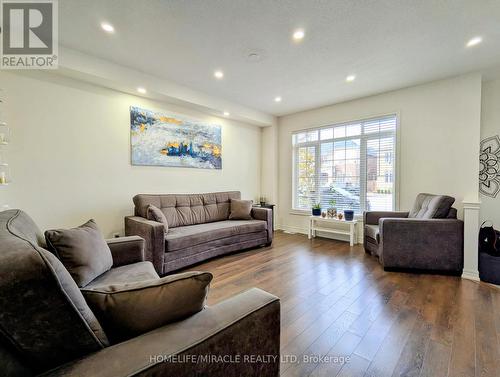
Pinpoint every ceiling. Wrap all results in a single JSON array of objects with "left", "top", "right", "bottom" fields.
[{"left": 59, "top": 0, "right": 500, "bottom": 116}]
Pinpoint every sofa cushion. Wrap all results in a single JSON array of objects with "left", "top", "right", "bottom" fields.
[
  {"left": 147, "top": 205, "right": 169, "bottom": 233},
  {"left": 229, "top": 199, "right": 253, "bottom": 220},
  {"left": 409, "top": 193, "right": 455, "bottom": 219},
  {"left": 45, "top": 220, "right": 113, "bottom": 287},
  {"left": 163, "top": 231, "right": 269, "bottom": 273},
  {"left": 365, "top": 224, "right": 380, "bottom": 243},
  {"left": 85, "top": 261, "right": 159, "bottom": 289},
  {"left": 82, "top": 271, "right": 212, "bottom": 343},
  {"left": 165, "top": 220, "right": 267, "bottom": 252},
  {"left": 0, "top": 210, "right": 109, "bottom": 372},
  {"left": 133, "top": 191, "right": 241, "bottom": 228}
]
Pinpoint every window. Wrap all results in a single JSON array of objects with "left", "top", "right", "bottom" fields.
[{"left": 292, "top": 115, "right": 397, "bottom": 214}]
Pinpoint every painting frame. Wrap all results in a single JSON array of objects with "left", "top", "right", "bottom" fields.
[{"left": 130, "top": 106, "right": 222, "bottom": 170}]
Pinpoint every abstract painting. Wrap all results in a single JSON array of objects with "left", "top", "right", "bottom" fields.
[{"left": 130, "top": 106, "right": 222, "bottom": 169}]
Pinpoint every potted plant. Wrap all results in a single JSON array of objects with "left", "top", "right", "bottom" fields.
[
  {"left": 327, "top": 199, "right": 337, "bottom": 218},
  {"left": 312, "top": 203, "right": 321, "bottom": 216},
  {"left": 344, "top": 209, "right": 354, "bottom": 221}
]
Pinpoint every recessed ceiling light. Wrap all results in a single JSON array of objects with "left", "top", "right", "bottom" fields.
[
  {"left": 293, "top": 29, "right": 305, "bottom": 41},
  {"left": 346, "top": 75, "right": 356, "bottom": 82},
  {"left": 214, "top": 70, "right": 224, "bottom": 79},
  {"left": 274, "top": 96, "right": 282, "bottom": 103},
  {"left": 223, "top": 111, "right": 230, "bottom": 116},
  {"left": 101, "top": 22, "right": 115, "bottom": 33},
  {"left": 137, "top": 87, "right": 147, "bottom": 94},
  {"left": 466, "top": 36, "right": 482, "bottom": 47}
]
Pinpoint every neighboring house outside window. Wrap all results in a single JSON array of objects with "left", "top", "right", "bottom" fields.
[{"left": 292, "top": 115, "right": 397, "bottom": 214}]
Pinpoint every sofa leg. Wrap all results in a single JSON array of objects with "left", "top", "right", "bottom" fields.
[{"left": 264, "top": 242, "right": 272, "bottom": 247}]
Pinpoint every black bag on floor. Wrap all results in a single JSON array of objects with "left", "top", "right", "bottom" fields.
[{"left": 479, "top": 221, "right": 500, "bottom": 256}]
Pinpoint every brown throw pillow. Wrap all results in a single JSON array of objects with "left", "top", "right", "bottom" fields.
[
  {"left": 229, "top": 199, "right": 253, "bottom": 220},
  {"left": 82, "top": 271, "right": 212, "bottom": 343},
  {"left": 45, "top": 220, "right": 113, "bottom": 288},
  {"left": 146, "top": 205, "right": 168, "bottom": 233}
]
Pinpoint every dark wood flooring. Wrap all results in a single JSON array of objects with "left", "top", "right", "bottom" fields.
[{"left": 183, "top": 231, "right": 500, "bottom": 377}]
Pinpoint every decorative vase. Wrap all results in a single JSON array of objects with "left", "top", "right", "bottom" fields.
[
  {"left": 327, "top": 207, "right": 337, "bottom": 218},
  {"left": 338, "top": 213, "right": 344, "bottom": 220},
  {"left": 321, "top": 212, "right": 327, "bottom": 218},
  {"left": 344, "top": 210, "right": 354, "bottom": 221},
  {"left": 260, "top": 201, "right": 266, "bottom": 207},
  {"left": 312, "top": 208, "right": 321, "bottom": 216}
]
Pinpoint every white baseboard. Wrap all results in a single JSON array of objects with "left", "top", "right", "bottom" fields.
[
  {"left": 277, "top": 224, "right": 308, "bottom": 235},
  {"left": 461, "top": 270, "right": 480, "bottom": 282}
]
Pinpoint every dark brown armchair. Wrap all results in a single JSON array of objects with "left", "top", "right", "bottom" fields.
[
  {"left": 0, "top": 209, "right": 280, "bottom": 377},
  {"left": 363, "top": 193, "right": 464, "bottom": 275}
]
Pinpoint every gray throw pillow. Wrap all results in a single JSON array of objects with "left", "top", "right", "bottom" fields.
[
  {"left": 82, "top": 271, "right": 212, "bottom": 343},
  {"left": 146, "top": 205, "right": 168, "bottom": 233},
  {"left": 45, "top": 220, "right": 113, "bottom": 288},
  {"left": 409, "top": 193, "right": 455, "bottom": 219},
  {"left": 229, "top": 199, "right": 253, "bottom": 220}
]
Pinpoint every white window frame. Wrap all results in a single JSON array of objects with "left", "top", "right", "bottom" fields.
[{"left": 291, "top": 114, "right": 400, "bottom": 215}]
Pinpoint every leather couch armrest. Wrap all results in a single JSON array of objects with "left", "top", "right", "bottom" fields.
[
  {"left": 106, "top": 236, "right": 145, "bottom": 267},
  {"left": 363, "top": 211, "right": 409, "bottom": 225},
  {"left": 379, "top": 218, "right": 464, "bottom": 272},
  {"left": 125, "top": 216, "right": 165, "bottom": 275},
  {"left": 41, "top": 288, "right": 280, "bottom": 377},
  {"left": 251, "top": 207, "right": 273, "bottom": 244}
]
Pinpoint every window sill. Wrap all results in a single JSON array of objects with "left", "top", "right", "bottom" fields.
[{"left": 290, "top": 209, "right": 311, "bottom": 216}]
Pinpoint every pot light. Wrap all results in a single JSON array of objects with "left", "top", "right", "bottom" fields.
[
  {"left": 101, "top": 22, "right": 115, "bottom": 33},
  {"left": 274, "top": 96, "right": 282, "bottom": 103},
  {"left": 137, "top": 87, "right": 147, "bottom": 94},
  {"left": 346, "top": 74, "right": 356, "bottom": 82},
  {"left": 223, "top": 111, "right": 230, "bottom": 116},
  {"left": 293, "top": 29, "right": 305, "bottom": 41},
  {"left": 214, "top": 70, "right": 224, "bottom": 79},
  {"left": 466, "top": 36, "right": 482, "bottom": 47}
]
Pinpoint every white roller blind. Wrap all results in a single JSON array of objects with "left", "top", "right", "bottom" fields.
[{"left": 292, "top": 115, "right": 397, "bottom": 213}]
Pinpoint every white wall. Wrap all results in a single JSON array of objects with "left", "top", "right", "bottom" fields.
[
  {"left": 480, "top": 78, "right": 500, "bottom": 227},
  {"left": 0, "top": 71, "right": 262, "bottom": 237},
  {"left": 261, "top": 124, "right": 279, "bottom": 205},
  {"left": 275, "top": 74, "right": 482, "bottom": 233}
]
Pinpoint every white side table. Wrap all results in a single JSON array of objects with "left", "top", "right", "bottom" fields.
[{"left": 308, "top": 216, "right": 359, "bottom": 246}]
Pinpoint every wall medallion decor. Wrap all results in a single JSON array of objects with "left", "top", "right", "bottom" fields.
[
  {"left": 480, "top": 135, "right": 500, "bottom": 198},
  {"left": 130, "top": 106, "right": 222, "bottom": 169}
]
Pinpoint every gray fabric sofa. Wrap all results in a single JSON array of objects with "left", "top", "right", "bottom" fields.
[
  {"left": 363, "top": 193, "right": 464, "bottom": 274},
  {"left": 0, "top": 209, "right": 280, "bottom": 377},
  {"left": 125, "top": 191, "right": 273, "bottom": 275}
]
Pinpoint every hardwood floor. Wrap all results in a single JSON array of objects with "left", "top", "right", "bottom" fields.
[{"left": 183, "top": 231, "right": 500, "bottom": 377}]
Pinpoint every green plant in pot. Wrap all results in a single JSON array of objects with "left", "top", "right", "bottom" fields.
[
  {"left": 312, "top": 203, "right": 321, "bottom": 216},
  {"left": 344, "top": 209, "right": 354, "bottom": 221},
  {"left": 327, "top": 199, "right": 337, "bottom": 218}
]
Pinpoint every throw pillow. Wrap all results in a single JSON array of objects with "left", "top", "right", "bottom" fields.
[
  {"left": 229, "top": 199, "right": 253, "bottom": 220},
  {"left": 147, "top": 205, "right": 169, "bottom": 233},
  {"left": 45, "top": 219, "right": 113, "bottom": 287},
  {"left": 82, "top": 271, "right": 212, "bottom": 343}
]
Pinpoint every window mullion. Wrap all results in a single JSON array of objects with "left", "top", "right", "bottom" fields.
[
  {"left": 360, "top": 137, "right": 367, "bottom": 213},
  {"left": 293, "top": 146, "right": 298, "bottom": 209},
  {"left": 315, "top": 143, "right": 320, "bottom": 206}
]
